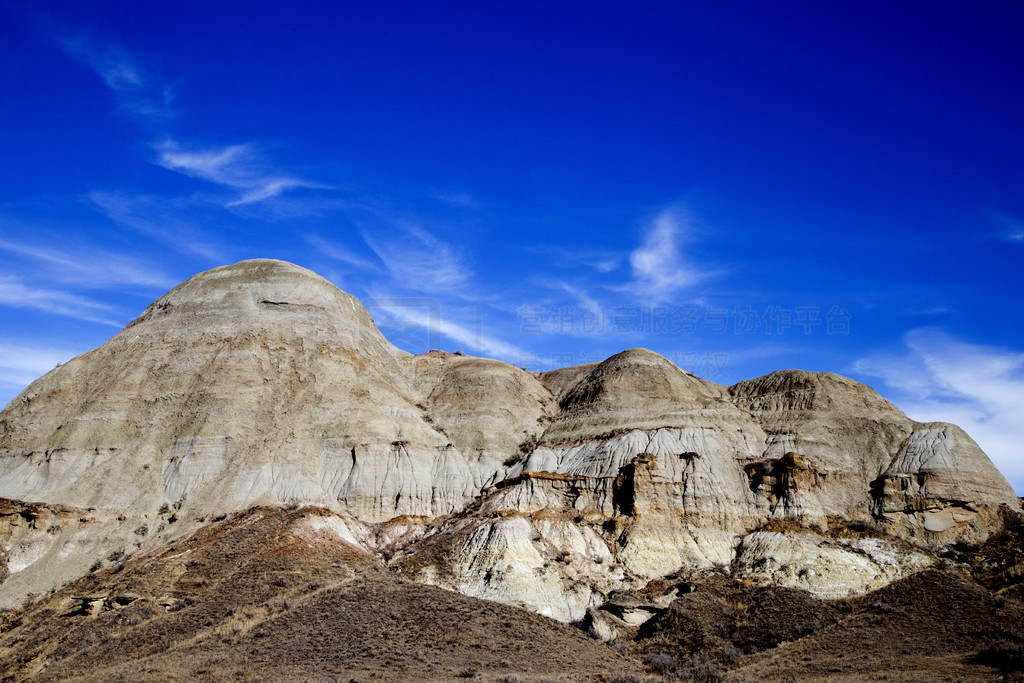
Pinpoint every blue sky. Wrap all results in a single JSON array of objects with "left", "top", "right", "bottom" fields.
[{"left": 1, "top": 2, "right": 1022, "bottom": 492}]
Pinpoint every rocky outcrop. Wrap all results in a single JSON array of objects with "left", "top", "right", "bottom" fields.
[
  {"left": 871, "top": 423, "right": 1015, "bottom": 543},
  {"left": 0, "top": 260, "right": 479, "bottom": 525},
  {"left": 0, "top": 259, "right": 1019, "bottom": 617},
  {"left": 734, "top": 531, "right": 932, "bottom": 598},
  {"left": 405, "top": 352, "right": 555, "bottom": 490}
]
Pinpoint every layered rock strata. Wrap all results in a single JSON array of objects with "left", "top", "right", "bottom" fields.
[{"left": 0, "top": 259, "right": 1019, "bottom": 622}]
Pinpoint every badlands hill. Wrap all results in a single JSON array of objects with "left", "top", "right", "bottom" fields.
[{"left": 1, "top": 259, "right": 1022, "bottom": 680}]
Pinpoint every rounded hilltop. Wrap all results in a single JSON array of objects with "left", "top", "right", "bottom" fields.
[
  {"left": 542, "top": 347, "right": 736, "bottom": 442},
  {"left": 729, "top": 368, "right": 908, "bottom": 419},
  {"left": 126, "top": 258, "right": 377, "bottom": 332}
]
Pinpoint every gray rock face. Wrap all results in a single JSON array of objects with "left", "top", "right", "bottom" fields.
[
  {"left": 0, "top": 260, "right": 480, "bottom": 522},
  {"left": 0, "top": 259, "right": 1019, "bottom": 616}
]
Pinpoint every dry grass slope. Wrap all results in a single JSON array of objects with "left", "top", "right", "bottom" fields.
[
  {"left": 630, "top": 510, "right": 1024, "bottom": 681},
  {"left": 0, "top": 507, "right": 641, "bottom": 682},
  {"left": 3, "top": 505, "right": 1023, "bottom": 682}
]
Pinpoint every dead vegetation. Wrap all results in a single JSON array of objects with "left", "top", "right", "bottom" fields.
[
  {"left": 627, "top": 515, "right": 1024, "bottom": 681},
  {"left": 3, "top": 504, "right": 1024, "bottom": 681},
  {"left": 0, "top": 506, "right": 640, "bottom": 682}
]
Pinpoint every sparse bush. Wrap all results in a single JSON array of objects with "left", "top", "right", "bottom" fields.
[
  {"left": 455, "top": 667, "right": 477, "bottom": 678},
  {"left": 682, "top": 656, "right": 725, "bottom": 683},
  {"left": 517, "top": 434, "right": 540, "bottom": 456},
  {"left": 643, "top": 653, "right": 678, "bottom": 674},
  {"left": 158, "top": 503, "right": 170, "bottom": 515},
  {"left": 720, "top": 644, "right": 743, "bottom": 663},
  {"left": 90, "top": 559, "right": 102, "bottom": 572},
  {"left": 846, "top": 519, "right": 880, "bottom": 534},
  {"left": 134, "top": 525, "right": 148, "bottom": 536},
  {"left": 271, "top": 575, "right": 289, "bottom": 587},
  {"left": 869, "top": 600, "right": 896, "bottom": 614}
]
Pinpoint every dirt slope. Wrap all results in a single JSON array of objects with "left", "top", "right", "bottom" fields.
[{"left": 0, "top": 506, "right": 641, "bottom": 682}]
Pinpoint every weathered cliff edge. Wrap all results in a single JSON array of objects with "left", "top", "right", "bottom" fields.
[{"left": 1, "top": 260, "right": 1018, "bottom": 630}]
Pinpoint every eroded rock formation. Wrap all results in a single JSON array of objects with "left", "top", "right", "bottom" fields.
[{"left": 0, "top": 259, "right": 1019, "bottom": 629}]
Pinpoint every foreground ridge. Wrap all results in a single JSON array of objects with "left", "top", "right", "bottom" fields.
[{"left": 2, "top": 504, "right": 1023, "bottom": 681}]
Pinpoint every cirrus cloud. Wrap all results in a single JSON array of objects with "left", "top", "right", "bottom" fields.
[
  {"left": 154, "top": 141, "right": 329, "bottom": 206},
  {"left": 854, "top": 328, "right": 1024, "bottom": 494},
  {"left": 625, "top": 208, "right": 709, "bottom": 303}
]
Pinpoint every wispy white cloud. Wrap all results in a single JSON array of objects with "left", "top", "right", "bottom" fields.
[
  {"left": 590, "top": 257, "right": 620, "bottom": 274},
  {"left": 0, "top": 342, "right": 84, "bottom": 393},
  {"left": 364, "top": 224, "right": 470, "bottom": 296},
  {"left": 526, "top": 244, "right": 621, "bottom": 275},
  {"left": 370, "top": 296, "right": 534, "bottom": 361},
  {"left": 987, "top": 213, "right": 1024, "bottom": 243},
  {"left": 59, "top": 36, "right": 172, "bottom": 121},
  {"left": 154, "top": 141, "right": 329, "bottom": 206},
  {"left": 915, "top": 305, "right": 954, "bottom": 316},
  {"left": 854, "top": 329, "right": 1024, "bottom": 494},
  {"left": 62, "top": 39, "right": 142, "bottom": 91},
  {"left": 61, "top": 35, "right": 321, "bottom": 207},
  {"left": 534, "top": 279, "right": 608, "bottom": 336},
  {"left": 555, "top": 281, "right": 603, "bottom": 318},
  {"left": 626, "top": 208, "right": 705, "bottom": 302},
  {"left": 427, "top": 188, "right": 479, "bottom": 209},
  {"left": 712, "top": 342, "right": 802, "bottom": 369},
  {"left": 307, "top": 236, "right": 380, "bottom": 272},
  {"left": 88, "top": 191, "right": 227, "bottom": 261},
  {"left": 0, "top": 236, "right": 177, "bottom": 290},
  {"left": 0, "top": 277, "right": 121, "bottom": 326}
]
